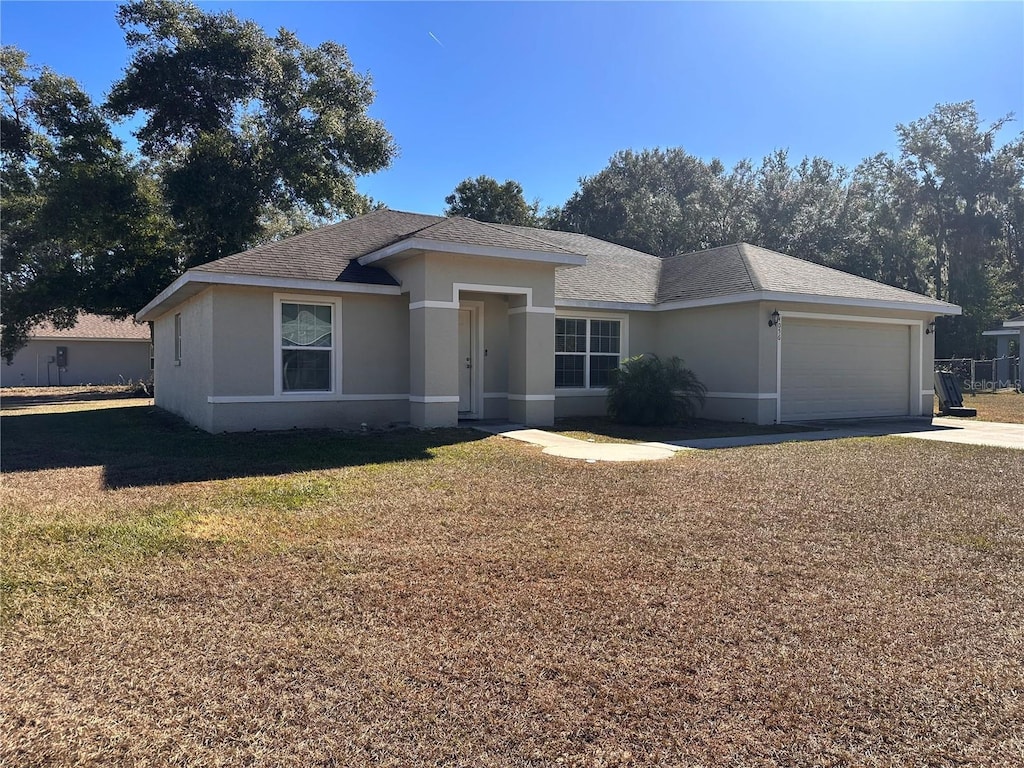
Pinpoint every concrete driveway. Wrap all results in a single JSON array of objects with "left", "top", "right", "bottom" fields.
[{"left": 669, "top": 418, "right": 1022, "bottom": 451}]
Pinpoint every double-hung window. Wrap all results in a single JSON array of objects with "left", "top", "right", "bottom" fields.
[
  {"left": 280, "top": 301, "right": 334, "bottom": 392},
  {"left": 555, "top": 317, "right": 622, "bottom": 388}
]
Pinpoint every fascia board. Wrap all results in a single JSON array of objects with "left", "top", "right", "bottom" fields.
[
  {"left": 136, "top": 271, "right": 401, "bottom": 321},
  {"left": 556, "top": 290, "right": 962, "bottom": 316}
]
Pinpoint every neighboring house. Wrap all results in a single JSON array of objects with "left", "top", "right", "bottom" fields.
[
  {"left": 1, "top": 313, "right": 152, "bottom": 387},
  {"left": 137, "top": 210, "right": 961, "bottom": 432},
  {"left": 982, "top": 315, "right": 1023, "bottom": 386}
]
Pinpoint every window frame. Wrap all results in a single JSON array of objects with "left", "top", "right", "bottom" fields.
[
  {"left": 173, "top": 313, "right": 182, "bottom": 365},
  {"left": 554, "top": 313, "right": 628, "bottom": 392},
  {"left": 274, "top": 294, "right": 343, "bottom": 397}
]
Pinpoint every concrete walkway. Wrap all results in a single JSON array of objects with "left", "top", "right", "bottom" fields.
[
  {"left": 475, "top": 417, "right": 1022, "bottom": 461},
  {"left": 473, "top": 424, "right": 680, "bottom": 462}
]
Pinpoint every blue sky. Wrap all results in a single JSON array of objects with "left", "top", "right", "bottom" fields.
[{"left": 2, "top": 1, "right": 1021, "bottom": 215}]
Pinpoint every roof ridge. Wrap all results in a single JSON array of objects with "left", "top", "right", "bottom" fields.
[
  {"left": 735, "top": 243, "right": 765, "bottom": 291},
  {"left": 470, "top": 218, "right": 590, "bottom": 256},
  {"left": 495, "top": 223, "right": 663, "bottom": 260}
]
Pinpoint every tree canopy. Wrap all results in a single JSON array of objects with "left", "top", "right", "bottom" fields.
[
  {"left": 1, "top": 0, "right": 396, "bottom": 361},
  {"left": 108, "top": 0, "right": 396, "bottom": 267},
  {"left": 1, "top": 46, "right": 176, "bottom": 360},
  {"left": 444, "top": 176, "right": 539, "bottom": 226}
]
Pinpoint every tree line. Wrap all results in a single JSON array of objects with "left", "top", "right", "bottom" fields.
[
  {"left": 3, "top": 0, "right": 1021, "bottom": 362},
  {"left": 447, "top": 106, "right": 1024, "bottom": 358}
]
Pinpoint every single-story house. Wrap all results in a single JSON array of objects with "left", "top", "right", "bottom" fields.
[
  {"left": 1, "top": 313, "right": 152, "bottom": 388},
  {"left": 136, "top": 210, "right": 961, "bottom": 432}
]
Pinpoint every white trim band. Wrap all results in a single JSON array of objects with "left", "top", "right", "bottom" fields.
[
  {"left": 508, "top": 306, "right": 556, "bottom": 315},
  {"left": 409, "top": 300, "right": 459, "bottom": 310},
  {"left": 704, "top": 392, "right": 778, "bottom": 400},
  {"left": 410, "top": 395, "right": 461, "bottom": 404},
  {"left": 554, "top": 388, "right": 608, "bottom": 397},
  {"left": 507, "top": 394, "right": 556, "bottom": 401}
]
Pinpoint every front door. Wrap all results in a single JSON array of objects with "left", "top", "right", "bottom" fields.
[{"left": 458, "top": 308, "right": 473, "bottom": 414}]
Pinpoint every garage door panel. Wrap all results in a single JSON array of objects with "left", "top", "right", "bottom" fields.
[{"left": 781, "top": 320, "right": 911, "bottom": 420}]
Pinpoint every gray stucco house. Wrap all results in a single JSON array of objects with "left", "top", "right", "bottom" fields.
[
  {"left": 1, "top": 313, "right": 152, "bottom": 388},
  {"left": 137, "top": 210, "right": 960, "bottom": 432}
]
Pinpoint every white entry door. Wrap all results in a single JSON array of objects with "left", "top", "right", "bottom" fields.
[{"left": 458, "top": 308, "right": 473, "bottom": 414}]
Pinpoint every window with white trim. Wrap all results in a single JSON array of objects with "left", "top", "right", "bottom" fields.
[
  {"left": 280, "top": 302, "right": 333, "bottom": 392},
  {"left": 173, "top": 313, "right": 182, "bottom": 364},
  {"left": 555, "top": 317, "right": 621, "bottom": 388}
]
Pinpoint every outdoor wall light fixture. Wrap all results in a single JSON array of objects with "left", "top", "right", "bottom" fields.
[
  {"left": 925, "top": 320, "right": 936, "bottom": 335},
  {"left": 768, "top": 309, "right": 781, "bottom": 327}
]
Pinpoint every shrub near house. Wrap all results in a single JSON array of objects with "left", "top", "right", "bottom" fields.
[{"left": 606, "top": 354, "right": 707, "bottom": 426}]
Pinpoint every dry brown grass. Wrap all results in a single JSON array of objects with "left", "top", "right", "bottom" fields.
[
  {"left": 936, "top": 390, "right": 1024, "bottom": 424},
  {"left": 554, "top": 417, "right": 808, "bottom": 444},
  {"left": 2, "top": 395, "right": 1022, "bottom": 766}
]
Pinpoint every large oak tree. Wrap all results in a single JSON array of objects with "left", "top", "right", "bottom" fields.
[{"left": 2, "top": 0, "right": 396, "bottom": 360}]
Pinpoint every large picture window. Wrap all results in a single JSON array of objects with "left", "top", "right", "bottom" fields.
[
  {"left": 280, "top": 302, "right": 333, "bottom": 392},
  {"left": 555, "top": 317, "right": 621, "bottom": 388}
]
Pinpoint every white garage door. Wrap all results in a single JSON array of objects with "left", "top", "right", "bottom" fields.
[{"left": 781, "top": 319, "right": 911, "bottom": 421}]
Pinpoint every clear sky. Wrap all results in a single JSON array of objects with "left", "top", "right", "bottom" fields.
[{"left": 2, "top": 1, "right": 1021, "bottom": 215}]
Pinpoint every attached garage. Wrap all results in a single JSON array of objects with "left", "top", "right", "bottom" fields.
[{"left": 779, "top": 316, "right": 914, "bottom": 421}]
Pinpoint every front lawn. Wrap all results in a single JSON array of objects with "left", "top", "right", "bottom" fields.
[
  {"left": 554, "top": 416, "right": 810, "bottom": 444},
  {"left": 2, "top": 395, "right": 1022, "bottom": 766}
]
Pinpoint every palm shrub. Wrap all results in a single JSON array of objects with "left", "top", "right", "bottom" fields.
[{"left": 606, "top": 354, "right": 707, "bottom": 425}]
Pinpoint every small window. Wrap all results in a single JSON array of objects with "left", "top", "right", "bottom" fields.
[
  {"left": 174, "top": 313, "right": 182, "bottom": 364},
  {"left": 555, "top": 317, "right": 621, "bottom": 388},
  {"left": 280, "top": 302, "right": 333, "bottom": 392}
]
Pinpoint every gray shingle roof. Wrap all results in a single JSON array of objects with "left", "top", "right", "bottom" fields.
[
  {"left": 493, "top": 226, "right": 663, "bottom": 304},
  {"left": 655, "top": 243, "right": 951, "bottom": 308},
  {"left": 185, "top": 210, "right": 954, "bottom": 311},
  {"left": 413, "top": 217, "right": 586, "bottom": 256},
  {"left": 193, "top": 209, "right": 444, "bottom": 284},
  {"left": 31, "top": 313, "right": 151, "bottom": 340}
]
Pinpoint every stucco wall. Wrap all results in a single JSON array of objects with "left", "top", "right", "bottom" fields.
[
  {"left": 389, "top": 252, "right": 558, "bottom": 306},
  {"left": 1, "top": 339, "right": 151, "bottom": 387},
  {"left": 210, "top": 286, "right": 274, "bottom": 396},
  {"left": 343, "top": 293, "right": 409, "bottom": 395},
  {"left": 209, "top": 398, "right": 409, "bottom": 433},
  {"left": 199, "top": 286, "right": 411, "bottom": 431},
  {"left": 154, "top": 288, "right": 214, "bottom": 431},
  {"left": 657, "top": 303, "right": 761, "bottom": 395}
]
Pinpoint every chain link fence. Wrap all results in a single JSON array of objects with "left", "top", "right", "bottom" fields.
[{"left": 934, "top": 356, "right": 1021, "bottom": 393}]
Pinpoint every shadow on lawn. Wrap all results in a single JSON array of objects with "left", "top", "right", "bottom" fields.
[{"left": 1, "top": 405, "right": 487, "bottom": 489}]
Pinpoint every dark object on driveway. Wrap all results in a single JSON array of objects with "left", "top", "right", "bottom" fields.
[{"left": 934, "top": 371, "right": 977, "bottom": 417}]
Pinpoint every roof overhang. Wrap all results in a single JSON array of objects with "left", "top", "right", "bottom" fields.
[
  {"left": 982, "top": 329, "right": 1022, "bottom": 336},
  {"left": 556, "top": 290, "right": 962, "bottom": 315},
  {"left": 136, "top": 270, "right": 402, "bottom": 322},
  {"left": 358, "top": 237, "right": 587, "bottom": 268},
  {"left": 1003, "top": 319, "right": 1024, "bottom": 328}
]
